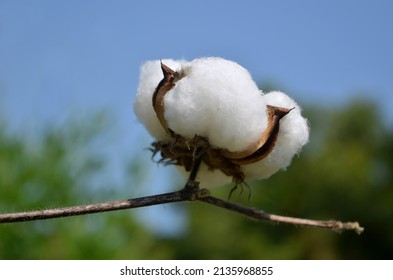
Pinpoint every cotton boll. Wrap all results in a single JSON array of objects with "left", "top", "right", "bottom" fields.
[
  {"left": 242, "top": 91, "right": 310, "bottom": 180},
  {"left": 164, "top": 57, "right": 268, "bottom": 152},
  {"left": 134, "top": 57, "right": 310, "bottom": 189},
  {"left": 134, "top": 59, "right": 186, "bottom": 140}
]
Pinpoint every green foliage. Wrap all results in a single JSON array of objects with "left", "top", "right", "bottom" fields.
[
  {"left": 0, "top": 114, "right": 168, "bottom": 259},
  {"left": 0, "top": 100, "right": 392, "bottom": 259}
]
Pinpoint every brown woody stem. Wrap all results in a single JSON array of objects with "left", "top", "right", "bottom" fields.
[
  {"left": 0, "top": 187, "right": 364, "bottom": 234},
  {"left": 199, "top": 196, "right": 364, "bottom": 234}
]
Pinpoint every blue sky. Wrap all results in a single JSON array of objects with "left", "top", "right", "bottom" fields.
[{"left": 1, "top": 0, "right": 392, "bottom": 235}]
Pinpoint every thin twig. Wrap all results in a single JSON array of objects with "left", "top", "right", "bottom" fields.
[
  {"left": 199, "top": 196, "right": 364, "bottom": 234},
  {"left": 0, "top": 189, "right": 207, "bottom": 224},
  {"left": 0, "top": 188, "right": 363, "bottom": 234}
]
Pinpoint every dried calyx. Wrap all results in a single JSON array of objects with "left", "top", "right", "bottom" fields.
[
  {"left": 222, "top": 105, "right": 293, "bottom": 164},
  {"left": 151, "top": 62, "right": 292, "bottom": 184},
  {"left": 152, "top": 62, "right": 183, "bottom": 136}
]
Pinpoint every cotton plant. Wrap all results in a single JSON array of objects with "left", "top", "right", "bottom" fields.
[
  {"left": 134, "top": 57, "right": 309, "bottom": 190},
  {"left": 0, "top": 57, "right": 363, "bottom": 234}
]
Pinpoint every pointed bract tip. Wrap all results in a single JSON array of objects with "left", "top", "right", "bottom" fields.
[
  {"left": 268, "top": 105, "right": 294, "bottom": 119},
  {"left": 160, "top": 61, "right": 175, "bottom": 77}
]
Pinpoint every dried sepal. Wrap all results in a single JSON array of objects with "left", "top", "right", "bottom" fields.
[
  {"left": 151, "top": 136, "right": 245, "bottom": 184},
  {"left": 223, "top": 105, "right": 293, "bottom": 165},
  {"left": 152, "top": 62, "right": 181, "bottom": 135}
]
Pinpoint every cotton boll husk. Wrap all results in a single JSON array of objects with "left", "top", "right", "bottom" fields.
[
  {"left": 134, "top": 59, "right": 186, "bottom": 140},
  {"left": 242, "top": 91, "right": 310, "bottom": 180},
  {"left": 164, "top": 57, "right": 268, "bottom": 152}
]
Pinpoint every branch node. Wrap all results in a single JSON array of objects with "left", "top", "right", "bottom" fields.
[
  {"left": 184, "top": 179, "right": 200, "bottom": 191},
  {"left": 196, "top": 188, "right": 211, "bottom": 199},
  {"left": 181, "top": 183, "right": 210, "bottom": 201}
]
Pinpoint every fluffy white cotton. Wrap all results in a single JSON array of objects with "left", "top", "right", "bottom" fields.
[
  {"left": 164, "top": 57, "right": 268, "bottom": 152},
  {"left": 188, "top": 91, "right": 310, "bottom": 186},
  {"left": 242, "top": 91, "right": 310, "bottom": 180},
  {"left": 134, "top": 59, "right": 186, "bottom": 140},
  {"left": 134, "top": 57, "right": 310, "bottom": 187}
]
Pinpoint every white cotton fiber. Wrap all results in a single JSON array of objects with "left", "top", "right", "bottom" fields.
[
  {"left": 134, "top": 59, "right": 186, "bottom": 140},
  {"left": 164, "top": 57, "right": 268, "bottom": 152},
  {"left": 242, "top": 91, "right": 310, "bottom": 180}
]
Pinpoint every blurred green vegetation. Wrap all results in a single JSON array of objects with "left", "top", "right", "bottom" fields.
[{"left": 0, "top": 99, "right": 392, "bottom": 259}]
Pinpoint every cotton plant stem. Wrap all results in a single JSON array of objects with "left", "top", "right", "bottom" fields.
[
  {"left": 0, "top": 188, "right": 364, "bottom": 234},
  {"left": 0, "top": 189, "right": 204, "bottom": 224},
  {"left": 199, "top": 195, "right": 364, "bottom": 234},
  {"left": 184, "top": 146, "right": 205, "bottom": 190}
]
